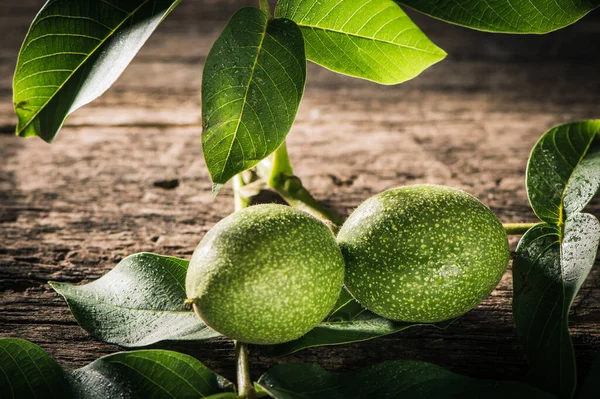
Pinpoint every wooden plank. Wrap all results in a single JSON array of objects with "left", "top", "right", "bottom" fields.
[{"left": 1, "top": 0, "right": 599, "bottom": 385}]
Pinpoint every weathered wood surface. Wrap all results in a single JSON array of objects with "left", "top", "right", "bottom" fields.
[{"left": 1, "top": 0, "right": 600, "bottom": 384}]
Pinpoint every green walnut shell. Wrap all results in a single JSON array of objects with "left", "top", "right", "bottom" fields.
[
  {"left": 186, "top": 204, "right": 344, "bottom": 345},
  {"left": 337, "top": 184, "right": 510, "bottom": 323}
]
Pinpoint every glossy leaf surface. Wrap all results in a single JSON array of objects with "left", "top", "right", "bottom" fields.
[
  {"left": 70, "top": 350, "right": 234, "bottom": 398},
  {"left": 51, "top": 253, "right": 220, "bottom": 347},
  {"left": 202, "top": 7, "right": 306, "bottom": 192},
  {"left": 513, "top": 120, "right": 600, "bottom": 399},
  {"left": 513, "top": 218, "right": 600, "bottom": 398},
  {"left": 0, "top": 338, "right": 69, "bottom": 399},
  {"left": 526, "top": 120, "right": 600, "bottom": 224},
  {"left": 13, "top": 0, "right": 180, "bottom": 142},
  {"left": 398, "top": 0, "right": 600, "bottom": 33},
  {"left": 275, "top": 0, "right": 446, "bottom": 84},
  {"left": 0, "top": 338, "right": 234, "bottom": 399},
  {"left": 258, "top": 361, "right": 556, "bottom": 398}
]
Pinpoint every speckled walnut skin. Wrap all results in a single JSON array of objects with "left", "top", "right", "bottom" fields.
[
  {"left": 337, "top": 185, "right": 510, "bottom": 323},
  {"left": 186, "top": 204, "right": 345, "bottom": 345}
]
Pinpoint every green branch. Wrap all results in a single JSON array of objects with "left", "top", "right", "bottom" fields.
[
  {"left": 268, "top": 142, "right": 294, "bottom": 187},
  {"left": 503, "top": 222, "right": 541, "bottom": 235},
  {"left": 232, "top": 175, "right": 255, "bottom": 397},
  {"left": 235, "top": 341, "right": 255, "bottom": 398},
  {"left": 262, "top": 142, "right": 343, "bottom": 231},
  {"left": 270, "top": 174, "right": 343, "bottom": 232},
  {"left": 233, "top": 174, "right": 252, "bottom": 212}
]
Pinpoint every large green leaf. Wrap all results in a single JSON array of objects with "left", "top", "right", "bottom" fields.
[
  {"left": 0, "top": 338, "right": 234, "bottom": 399},
  {"left": 50, "top": 253, "right": 220, "bottom": 347},
  {"left": 69, "top": 350, "right": 234, "bottom": 398},
  {"left": 398, "top": 0, "right": 600, "bottom": 33},
  {"left": 202, "top": 7, "right": 306, "bottom": 193},
  {"left": 257, "top": 361, "right": 556, "bottom": 399},
  {"left": 262, "top": 288, "right": 453, "bottom": 356},
  {"left": 526, "top": 121, "right": 600, "bottom": 225},
  {"left": 13, "top": 0, "right": 181, "bottom": 143},
  {"left": 275, "top": 0, "right": 446, "bottom": 84},
  {"left": 513, "top": 218, "right": 600, "bottom": 399},
  {"left": 513, "top": 121, "right": 600, "bottom": 399},
  {"left": 0, "top": 338, "right": 70, "bottom": 399}
]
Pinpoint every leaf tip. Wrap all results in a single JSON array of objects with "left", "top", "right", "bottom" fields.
[{"left": 48, "top": 280, "right": 64, "bottom": 292}]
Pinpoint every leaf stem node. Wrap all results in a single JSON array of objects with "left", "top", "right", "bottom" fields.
[{"left": 183, "top": 298, "right": 195, "bottom": 311}]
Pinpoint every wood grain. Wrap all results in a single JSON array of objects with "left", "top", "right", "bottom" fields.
[{"left": 1, "top": 0, "right": 599, "bottom": 384}]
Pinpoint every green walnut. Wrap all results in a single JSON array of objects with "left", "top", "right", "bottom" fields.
[
  {"left": 186, "top": 204, "right": 344, "bottom": 345},
  {"left": 337, "top": 184, "right": 510, "bottom": 323}
]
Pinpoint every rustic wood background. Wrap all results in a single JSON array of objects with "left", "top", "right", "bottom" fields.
[{"left": 1, "top": 0, "right": 600, "bottom": 385}]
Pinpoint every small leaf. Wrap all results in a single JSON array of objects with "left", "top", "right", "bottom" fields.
[
  {"left": 257, "top": 360, "right": 556, "bottom": 399},
  {"left": 69, "top": 350, "right": 234, "bottom": 398},
  {"left": 202, "top": 7, "right": 306, "bottom": 191},
  {"left": 398, "top": 0, "right": 600, "bottom": 33},
  {"left": 50, "top": 253, "right": 220, "bottom": 347},
  {"left": 526, "top": 120, "right": 600, "bottom": 224},
  {"left": 13, "top": 0, "right": 181, "bottom": 143},
  {"left": 0, "top": 338, "right": 70, "bottom": 399},
  {"left": 275, "top": 0, "right": 446, "bottom": 84},
  {"left": 261, "top": 288, "right": 453, "bottom": 356},
  {"left": 513, "top": 218, "right": 600, "bottom": 398}
]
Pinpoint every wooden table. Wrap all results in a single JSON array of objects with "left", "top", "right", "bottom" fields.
[{"left": 1, "top": 0, "right": 599, "bottom": 384}]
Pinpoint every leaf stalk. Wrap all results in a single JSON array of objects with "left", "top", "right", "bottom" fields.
[
  {"left": 233, "top": 174, "right": 252, "bottom": 212},
  {"left": 268, "top": 142, "right": 294, "bottom": 187},
  {"left": 271, "top": 174, "right": 343, "bottom": 232},
  {"left": 265, "top": 142, "right": 343, "bottom": 230},
  {"left": 232, "top": 173, "right": 255, "bottom": 397},
  {"left": 235, "top": 341, "right": 255, "bottom": 399},
  {"left": 259, "top": 0, "right": 271, "bottom": 17},
  {"left": 503, "top": 222, "right": 541, "bottom": 235},
  {"left": 258, "top": 142, "right": 344, "bottom": 233}
]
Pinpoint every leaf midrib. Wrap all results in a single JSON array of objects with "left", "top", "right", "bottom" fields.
[
  {"left": 295, "top": 22, "right": 444, "bottom": 56},
  {"left": 0, "top": 345, "right": 37, "bottom": 399},
  {"left": 56, "top": 289, "right": 194, "bottom": 315},
  {"left": 106, "top": 351, "right": 218, "bottom": 398},
  {"left": 220, "top": 14, "right": 269, "bottom": 181},
  {"left": 556, "top": 213, "right": 599, "bottom": 398},
  {"left": 103, "top": 359, "right": 180, "bottom": 398},
  {"left": 15, "top": 0, "right": 152, "bottom": 136},
  {"left": 556, "top": 128, "right": 598, "bottom": 237}
]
